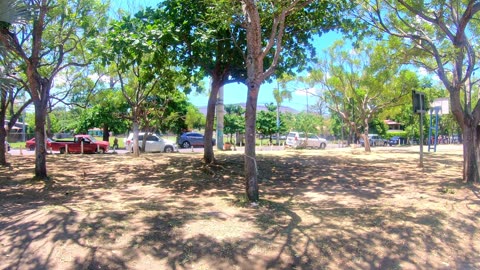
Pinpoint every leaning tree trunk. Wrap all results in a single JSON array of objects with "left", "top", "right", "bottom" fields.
[
  {"left": 245, "top": 81, "right": 260, "bottom": 202},
  {"left": 462, "top": 119, "right": 480, "bottom": 183},
  {"left": 203, "top": 77, "right": 221, "bottom": 164}
]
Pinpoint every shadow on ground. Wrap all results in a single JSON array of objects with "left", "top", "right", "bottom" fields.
[{"left": 0, "top": 147, "right": 478, "bottom": 269}]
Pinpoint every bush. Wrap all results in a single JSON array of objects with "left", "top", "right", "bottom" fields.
[{"left": 385, "top": 131, "right": 408, "bottom": 139}]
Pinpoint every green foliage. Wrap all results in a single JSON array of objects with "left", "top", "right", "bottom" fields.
[
  {"left": 224, "top": 104, "right": 245, "bottom": 142},
  {"left": 73, "top": 89, "right": 130, "bottom": 135},
  {"left": 368, "top": 118, "right": 388, "bottom": 137},
  {"left": 384, "top": 131, "right": 407, "bottom": 140},
  {"left": 185, "top": 105, "right": 205, "bottom": 131},
  {"left": 256, "top": 103, "right": 278, "bottom": 141},
  {"left": 308, "top": 39, "right": 420, "bottom": 142},
  {"left": 291, "top": 112, "right": 324, "bottom": 135}
]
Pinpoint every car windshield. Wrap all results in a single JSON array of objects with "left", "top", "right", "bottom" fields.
[{"left": 87, "top": 135, "right": 97, "bottom": 142}]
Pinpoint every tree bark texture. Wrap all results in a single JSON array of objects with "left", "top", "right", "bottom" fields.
[
  {"left": 245, "top": 81, "right": 260, "bottom": 202},
  {"left": 450, "top": 85, "right": 480, "bottom": 183},
  {"left": 462, "top": 118, "right": 480, "bottom": 183},
  {"left": 203, "top": 77, "right": 221, "bottom": 164},
  {"left": 0, "top": 87, "right": 8, "bottom": 166},
  {"left": 34, "top": 98, "right": 48, "bottom": 179}
]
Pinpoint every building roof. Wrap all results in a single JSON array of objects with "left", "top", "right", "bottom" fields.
[{"left": 384, "top": 119, "right": 400, "bottom": 125}]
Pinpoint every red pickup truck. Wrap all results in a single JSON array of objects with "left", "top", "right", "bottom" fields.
[{"left": 50, "top": 135, "right": 109, "bottom": 154}]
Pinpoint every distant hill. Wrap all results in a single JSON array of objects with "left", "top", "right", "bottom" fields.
[{"left": 198, "top": 103, "right": 299, "bottom": 116}]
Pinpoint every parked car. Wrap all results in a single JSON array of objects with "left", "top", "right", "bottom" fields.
[
  {"left": 360, "top": 134, "right": 387, "bottom": 147},
  {"left": 125, "top": 133, "right": 177, "bottom": 153},
  {"left": 50, "top": 135, "right": 109, "bottom": 154},
  {"left": 285, "top": 131, "right": 327, "bottom": 149},
  {"left": 178, "top": 132, "right": 216, "bottom": 148},
  {"left": 388, "top": 136, "right": 406, "bottom": 146},
  {"left": 25, "top": 138, "right": 54, "bottom": 151}
]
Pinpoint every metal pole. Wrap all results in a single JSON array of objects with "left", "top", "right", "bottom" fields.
[
  {"left": 276, "top": 107, "right": 280, "bottom": 146},
  {"left": 216, "top": 86, "right": 224, "bottom": 150},
  {"left": 22, "top": 100, "right": 26, "bottom": 142},
  {"left": 419, "top": 112, "right": 424, "bottom": 168},
  {"left": 306, "top": 88, "right": 309, "bottom": 113}
]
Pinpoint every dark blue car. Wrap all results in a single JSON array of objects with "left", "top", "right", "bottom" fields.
[
  {"left": 388, "top": 136, "right": 406, "bottom": 146},
  {"left": 178, "top": 132, "right": 216, "bottom": 148}
]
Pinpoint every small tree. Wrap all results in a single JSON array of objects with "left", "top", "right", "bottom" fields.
[
  {"left": 224, "top": 104, "right": 245, "bottom": 144},
  {"left": 357, "top": 0, "right": 480, "bottom": 182},
  {"left": 100, "top": 14, "right": 179, "bottom": 156},
  {"left": 306, "top": 40, "right": 418, "bottom": 152},
  {"left": 256, "top": 103, "right": 279, "bottom": 144},
  {"left": 237, "top": 0, "right": 352, "bottom": 201},
  {"left": 0, "top": 0, "right": 109, "bottom": 179}
]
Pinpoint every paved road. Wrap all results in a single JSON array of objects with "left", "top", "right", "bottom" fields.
[
  {"left": 6, "top": 144, "right": 289, "bottom": 156},
  {"left": 1, "top": 143, "right": 374, "bottom": 156},
  {"left": 7, "top": 143, "right": 461, "bottom": 156}
]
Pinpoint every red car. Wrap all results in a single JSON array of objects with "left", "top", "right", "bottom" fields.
[
  {"left": 25, "top": 138, "right": 54, "bottom": 151},
  {"left": 50, "top": 135, "right": 109, "bottom": 154}
]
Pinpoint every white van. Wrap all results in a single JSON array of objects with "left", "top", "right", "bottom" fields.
[{"left": 285, "top": 131, "right": 327, "bottom": 149}]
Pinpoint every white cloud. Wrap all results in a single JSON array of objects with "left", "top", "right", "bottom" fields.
[{"left": 295, "top": 87, "right": 317, "bottom": 96}]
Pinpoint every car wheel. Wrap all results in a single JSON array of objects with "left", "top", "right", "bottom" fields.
[
  {"left": 164, "top": 146, "right": 173, "bottom": 153},
  {"left": 29, "top": 146, "right": 35, "bottom": 151},
  {"left": 181, "top": 141, "right": 191, "bottom": 148},
  {"left": 320, "top": 143, "right": 326, "bottom": 149},
  {"left": 60, "top": 148, "right": 66, "bottom": 154},
  {"left": 98, "top": 148, "right": 106, "bottom": 154}
]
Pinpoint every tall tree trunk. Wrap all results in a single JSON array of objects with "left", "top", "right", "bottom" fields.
[
  {"left": 245, "top": 81, "right": 260, "bottom": 202},
  {"left": 34, "top": 99, "right": 48, "bottom": 179},
  {"left": 362, "top": 118, "right": 371, "bottom": 152},
  {"left": 132, "top": 120, "right": 140, "bottom": 157},
  {"left": 102, "top": 124, "right": 109, "bottom": 142},
  {"left": 462, "top": 120, "right": 480, "bottom": 183},
  {"left": 0, "top": 87, "right": 7, "bottom": 166},
  {"left": 204, "top": 77, "right": 221, "bottom": 164}
]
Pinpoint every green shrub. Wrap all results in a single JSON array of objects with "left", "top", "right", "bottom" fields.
[{"left": 385, "top": 131, "right": 407, "bottom": 139}]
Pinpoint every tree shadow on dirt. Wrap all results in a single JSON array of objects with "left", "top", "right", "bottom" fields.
[{"left": 0, "top": 149, "right": 478, "bottom": 269}]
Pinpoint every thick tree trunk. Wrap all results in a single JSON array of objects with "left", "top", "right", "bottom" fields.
[
  {"left": 0, "top": 89, "right": 7, "bottom": 166},
  {"left": 132, "top": 120, "right": 140, "bottom": 157},
  {"left": 102, "top": 124, "right": 109, "bottom": 142},
  {"left": 462, "top": 121, "right": 480, "bottom": 183},
  {"left": 245, "top": 82, "right": 260, "bottom": 202},
  {"left": 34, "top": 99, "right": 48, "bottom": 179},
  {"left": 362, "top": 118, "right": 371, "bottom": 152},
  {"left": 0, "top": 127, "right": 7, "bottom": 166},
  {"left": 204, "top": 78, "right": 221, "bottom": 164}
]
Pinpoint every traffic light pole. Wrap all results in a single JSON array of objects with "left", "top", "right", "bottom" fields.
[{"left": 419, "top": 111, "right": 424, "bottom": 168}]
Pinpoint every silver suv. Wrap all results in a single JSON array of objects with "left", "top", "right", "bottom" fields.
[
  {"left": 360, "top": 134, "right": 387, "bottom": 147},
  {"left": 286, "top": 132, "right": 327, "bottom": 149}
]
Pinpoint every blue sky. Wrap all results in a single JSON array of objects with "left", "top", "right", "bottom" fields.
[
  {"left": 110, "top": 0, "right": 343, "bottom": 111},
  {"left": 187, "top": 31, "right": 342, "bottom": 112}
]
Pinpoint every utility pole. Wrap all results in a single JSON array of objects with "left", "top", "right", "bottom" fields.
[{"left": 216, "top": 85, "right": 224, "bottom": 150}]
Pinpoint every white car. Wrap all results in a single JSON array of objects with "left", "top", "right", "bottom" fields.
[
  {"left": 359, "top": 134, "right": 387, "bottom": 147},
  {"left": 125, "top": 133, "right": 178, "bottom": 153},
  {"left": 285, "top": 132, "right": 327, "bottom": 149}
]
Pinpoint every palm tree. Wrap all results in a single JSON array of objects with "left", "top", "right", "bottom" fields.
[
  {"left": 0, "top": 0, "right": 29, "bottom": 165},
  {"left": 0, "top": 0, "right": 29, "bottom": 25},
  {"left": 0, "top": 0, "right": 29, "bottom": 57}
]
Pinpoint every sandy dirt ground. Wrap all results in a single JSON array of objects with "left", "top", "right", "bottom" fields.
[{"left": 0, "top": 144, "right": 478, "bottom": 270}]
